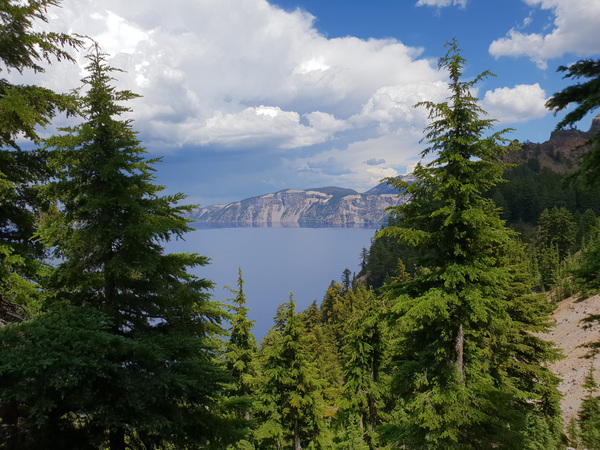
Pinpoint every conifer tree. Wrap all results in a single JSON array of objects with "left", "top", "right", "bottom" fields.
[
  {"left": 575, "top": 209, "right": 598, "bottom": 248},
  {"left": 378, "top": 40, "right": 562, "bottom": 449},
  {"left": 573, "top": 223, "right": 600, "bottom": 295},
  {"left": 223, "top": 269, "right": 259, "bottom": 422},
  {"left": 360, "top": 247, "right": 369, "bottom": 270},
  {"left": 341, "top": 268, "right": 352, "bottom": 291},
  {"left": 0, "top": 0, "right": 80, "bottom": 322},
  {"left": 579, "top": 362, "right": 600, "bottom": 449},
  {"left": 300, "top": 300, "right": 343, "bottom": 428},
  {"left": 321, "top": 281, "right": 345, "bottom": 325},
  {"left": 254, "top": 294, "right": 327, "bottom": 449},
  {"left": 337, "top": 287, "right": 388, "bottom": 449},
  {"left": 300, "top": 299, "right": 321, "bottom": 330},
  {"left": 0, "top": 303, "right": 127, "bottom": 448},
  {"left": 537, "top": 207, "right": 577, "bottom": 260},
  {"left": 19, "top": 46, "right": 232, "bottom": 448}
]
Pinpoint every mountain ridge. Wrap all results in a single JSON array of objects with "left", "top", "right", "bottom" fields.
[{"left": 188, "top": 180, "right": 411, "bottom": 225}]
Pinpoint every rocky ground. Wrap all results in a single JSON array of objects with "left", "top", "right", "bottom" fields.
[{"left": 539, "top": 293, "right": 600, "bottom": 423}]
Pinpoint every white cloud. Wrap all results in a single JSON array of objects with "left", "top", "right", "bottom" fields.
[
  {"left": 20, "top": 0, "right": 445, "bottom": 152},
  {"left": 90, "top": 10, "right": 150, "bottom": 55},
  {"left": 182, "top": 106, "right": 349, "bottom": 149},
  {"left": 289, "top": 133, "right": 424, "bottom": 192},
  {"left": 481, "top": 83, "right": 549, "bottom": 123},
  {"left": 415, "top": 0, "right": 467, "bottom": 8},
  {"left": 352, "top": 81, "right": 449, "bottom": 133},
  {"left": 366, "top": 166, "right": 399, "bottom": 180},
  {"left": 489, "top": 0, "right": 600, "bottom": 68}
]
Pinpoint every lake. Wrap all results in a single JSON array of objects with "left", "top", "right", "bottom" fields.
[{"left": 167, "top": 224, "right": 378, "bottom": 340}]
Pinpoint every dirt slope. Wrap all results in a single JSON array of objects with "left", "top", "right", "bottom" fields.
[{"left": 539, "top": 294, "right": 600, "bottom": 423}]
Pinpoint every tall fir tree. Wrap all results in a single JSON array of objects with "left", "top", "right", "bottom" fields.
[
  {"left": 6, "top": 46, "right": 233, "bottom": 448},
  {"left": 254, "top": 294, "right": 327, "bottom": 449},
  {"left": 300, "top": 299, "right": 342, "bottom": 433},
  {"left": 572, "top": 222, "right": 600, "bottom": 295},
  {"left": 537, "top": 207, "right": 577, "bottom": 260},
  {"left": 0, "top": 0, "right": 80, "bottom": 323},
  {"left": 223, "top": 269, "right": 259, "bottom": 424},
  {"left": 337, "top": 287, "right": 389, "bottom": 449},
  {"left": 378, "top": 40, "right": 562, "bottom": 449},
  {"left": 578, "top": 362, "right": 600, "bottom": 449}
]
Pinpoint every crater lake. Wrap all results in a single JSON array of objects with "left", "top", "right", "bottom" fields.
[{"left": 167, "top": 224, "right": 378, "bottom": 339}]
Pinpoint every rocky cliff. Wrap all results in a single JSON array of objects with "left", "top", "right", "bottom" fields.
[
  {"left": 188, "top": 186, "right": 407, "bottom": 225},
  {"left": 504, "top": 112, "right": 600, "bottom": 172}
]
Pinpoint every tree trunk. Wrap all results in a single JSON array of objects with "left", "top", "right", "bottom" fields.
[
  {"left": 294, "top": 419, "right": 302, "bottom": 450},
  {"left": 455, "top": 323, "right": 464, "bottom": 383}
]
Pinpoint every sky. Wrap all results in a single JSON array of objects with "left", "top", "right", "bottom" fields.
[{"left": 18, "top": 0, "right": 600, "bottom": 206}]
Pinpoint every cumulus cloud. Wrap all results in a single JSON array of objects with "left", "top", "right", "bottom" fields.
[
  {"left": 481, "top": 83, "right": 549, "bottom": 123},
  {"left": 352, "top": 81, "right": 449, "bottom": 133},
  {"left": 365, "top": 166, "right": 399, "bottom": 180},
  {"left": 181, "top": 106, "right": 349, "bottom": 149},
  {"left": 415, "top": 0, "right": 468, "bottom": 8},
  {"left": 289, "top": 133, "right": 424, "bottom": 192},
  {"left": 489, "top": 0, "right": 600, "bottom": 69},
  {"left": 21, "top": 0, "right": 446, "bottom": 153}
]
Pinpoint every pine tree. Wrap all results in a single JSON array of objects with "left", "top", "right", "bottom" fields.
[
  {"left": 254, "top": 294, "right": 327, "bottom": 449},
  {"left": 575, "top": 209, "right": 598, "bottom": 248},
  {"left": 22, "top": 46, "right": 232, "bottom": 448},
  {"left": 546, "top": 59, "right": 600, "bottom": 188},
  {"left": 378, "top": 40, "right": 562, "bottom": 449},
  {"left": 0, "top": 303, "right": 126, "bottom": 448},
  {"left": 320, "top": 281, "right": 345, "bottom": 325},
  {"left": 300, "top": 300, "right": 343, "bottom": 431},
  {"left": 223, "top": 269, "right": 259, "bottom": 422},
  {"left": 573, "top": 223, "right": 600, "bottom": 295},
  {"left": 579, "top": 363, "right": 600, "bottom": 449},
  {"left": 537, "top": 207, "right": 577, "bottom": 260},
  {"left": 0, "top": 0, "right": 80, "bottom": 323},
  {"left": 360, "top": 247, "right": 369, "bottom": 270},
  {"left": 337, "top": 287, "right": 388, "bottom": 449},
  {"left": 341, "top": 268, "right": 352, "bottom": 291}
]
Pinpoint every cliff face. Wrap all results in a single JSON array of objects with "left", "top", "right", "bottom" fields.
[
  {"left": 504, "top": 113, "right": 600, "bottom": 172},
  {"left": 189, "top": 188, "right": 406, "bottom": 225}
]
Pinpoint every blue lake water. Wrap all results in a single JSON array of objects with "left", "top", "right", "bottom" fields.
[{"left": 167, "top": 224, "right": 377, "bottom": 340}]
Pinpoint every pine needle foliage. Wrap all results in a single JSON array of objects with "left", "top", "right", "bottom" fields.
[
  {"left": 23, "top": 46, "right": 233, "bottom": 448},
  {"left": 377, "top": 40, "right": 562, "bottom": 449},
  {"left": 579, "top": 362, "right": 600, "bottom": 449},
  {"left": 572, "top": 221, "right": 600, "bottom": 296},
  {"left": 337, "top": 287, "right": 389, "bottom": 449},
  {"left": 254, "top": 294, "right": 327, "bottom": 449},
  {"left": 0, "top": 0, "right": 81, "bottom": 322},
  {"left": 223, "top": 269, "right": 259, "bottom": 422}
]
